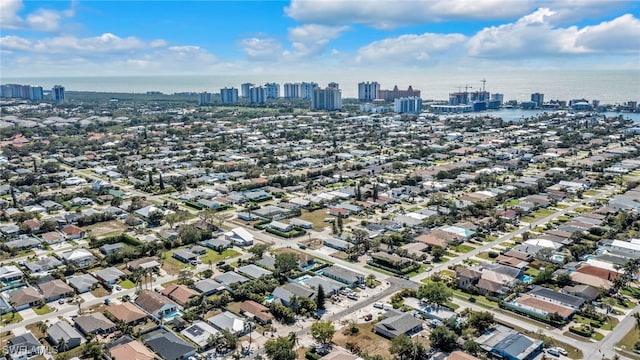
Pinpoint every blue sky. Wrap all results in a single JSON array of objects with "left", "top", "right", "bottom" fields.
[{"left": 1, "top": 0, "right": 639, "bottom": 77}]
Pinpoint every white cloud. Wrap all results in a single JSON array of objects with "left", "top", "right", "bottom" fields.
[
  {"left": 0, "top": 0, "right": 75, "bottom": 32},
  {"left": 467, "top": 9, "right": 640, "bottom": 58},
  {"left": 0, "top": 33, "right": 167, "bottom": 55},
  {"left": 575, "top": 14, "right": 640, "bottom": 53},
  {"left": 285, "top": 0, "right": 535, "bottom": 29},
  {"left": 356, "top": 32, "right": 466, "bottom": 64},
  {"left": 287, "top": 24, "right": 349, "bottom": 57},
  {"left": 238, "top": 37, "right": 283, "bottom": 60}
]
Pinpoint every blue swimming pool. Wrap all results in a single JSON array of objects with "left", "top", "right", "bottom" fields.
[
  {"left": 264, "top": 295, "right": 275, "bottom": 303},
  {"left": 297, "top": 275, "right": 312, "bottom": 283},
  {"left": 520, "top": 275, "right": 532, "bottom": 283},
  {"left": 163, "top": 311, "right": 182, "bottom": 321}
]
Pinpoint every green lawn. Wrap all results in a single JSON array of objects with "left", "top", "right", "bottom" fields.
[
  {"left": 583, "top": 190, "right": 599, "bottom": 196},
  {"left": 451, "top": 244, "right": 475, "bottom": 253},
  {"left": 525, "top": 267, "right": 540, "bottom": 276},
  {"left": 554, "top": 203, "right": 570, "bottom": 209},
  {"left": 406, "top": 264, "right": 427, "bottom": 278},
  {"left": 617, "top": 327, "right": 640, "bottom": 352},
  {"left": 119, "top": 279, "right": 135, "bottom": 289},
  {"left": 33, "top": 305, "right": 53, "bottom": 315},
  {"left": 200, "top": 249, "right": 241, "bottom": 264},
  {"left": 601, "top": 316, "right": 619, "bottom": 330},
  {"left": 0, "top": 312, "right": 23, "bottom": 325},
  {"left": 592, "top": 331, "right": 605, "bottom": 341},
  {"left": 299, "top": 209, "right": 333, "bottom": 230},
  {"left": 364, "top": 265, "right": 395, "bottom": 276}
]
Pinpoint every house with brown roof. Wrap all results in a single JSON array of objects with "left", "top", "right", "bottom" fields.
[
  {"left": 23, "top": 219, "right": 42, "bottom": 233},
  {"left": 135, "top": 290, "right": 180, "bottom": 318},
  {"left": 8, "top": 287, "right": 42, "bottom": 311},
  {"left": 455, "top": 267, "right": 481, "bottom": 291},
  {"left": 110, "top": 339, "right": 157, "bottom": 360},
  {"left": 38, "top": 279, "right": 73, "bottom": 302},
  {"left": 61, "top": 225, "right": 85, "bottom": 239},
  {"left": 40, "top": 231, "right": 65, "bottom": 244},
  {"left": 105, "top": 302, "right": 148, "bottom": 324},
  {"left": 161, "top": 284, "right": 199, "bottom": 306},
  {"left": 240, "top": 300, "right": 273, "bottom": 324},
  {"left": 576, "top": 265, "right": 619, "bottom": 282}
]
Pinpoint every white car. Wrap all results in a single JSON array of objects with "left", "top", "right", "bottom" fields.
[{"left": 555, "top": 348, "right": 568, "bottom": 356}]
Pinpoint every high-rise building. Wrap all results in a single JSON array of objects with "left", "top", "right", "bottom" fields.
[
  {"left": 220, "top": 87, "right": 238, "bottom": 104},
  {"left": 312, "top": 87, "right": 342, "bottom": 111},
  {"left": 250, "top": 86, "right": 267, "bottom": 104},
  {"left": 491, "top": 93, "right": 504, "bottom": 104},
  {"left": 378, "top": 85, "right": 420, "bottom": 101},
  {"left": 449, "top": 92, "right": 468, "bottom": 105},
  {"left": 30, "top": 86, "right": 43, "bottom": 101},
  {"left": 0, "top": 84, "right": 44, "bottom": 100},
  {"left": 300, "top": 82, "right": 318, "bottom": 100},
  {"left": 358, "top": 81, "right": 380, "bottom": 101},
  {"left": 531, "top": 93, "right": 544, "bottom": 108},
  {"left": 328, "top": 82, "right": 339, "bottom": 90},
  {"left": 52, "top": 85, "right": 65, "bottom": 102},
  {"left": 264, "top": 83, "right": 280, "bottom": 99},
  {"left": 283, "top": 83, "right": 300, "bottom": 99},
  {"left": 241, "top": 83, "right": 253, "bottom": 98},
  {"left": 394, "top": 97, "right": 422, "bottom": 114},
  {"left": 198, "top": 92, "right": 212, "bottom": 105}
]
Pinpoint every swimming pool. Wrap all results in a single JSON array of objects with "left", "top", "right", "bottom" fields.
[
  {"left": 296, "top": 275, "right": 312, "bottom": 283},
  {"left": 520, "top": 275, "right": 532, "bottom": 283},
  {"left": 163, "top": 311, "right": 182, "bottom": 321},
  {"left": 315, "top": 270, "right": 324, "bottom": 275},
  {"left": 264, "top": 295, "right": 275, "bottom": 303}
]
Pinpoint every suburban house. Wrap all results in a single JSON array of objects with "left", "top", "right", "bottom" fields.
[
  {"left": 323, "top": 237, "right": 353, "bottom": 252},
  {"left": 181, "top": 321, "right": 220, "bottom": 349},
  {"left": 321, "top": 265, "right": 364, "bottom": 288},
  {"left": 38, "top": 279, "right": 73, "bottom": 302},
  {"left": 172, "top": 248, "right": 199, "bottom": 263},
  {"left": 194, "top": 278, "right": 226, "bottom": 296},
  {"left": 109, "top": 340, "right": 157, "bottom": 360},
  {"left": 0, "top": 265, "right": 23, "bottom": 283},
  {"left": 9, "top": 287, "right": 42, "bottom": 310},
  {"left": 240, "top": 300, "right": 273, "bottom": 324},
  {"left": 476, "top": 325, "right": 543, "bottom": 360},
  {"left": 135, "top": 290, "right": 181, "bottom": 318},
  {"left": 74, "top": 312, "right": 116, "bottom": 335},
  {"left": 214, "top": 272, "right": 250, "bottom": 287},
  {"left": 272, "top": 282, "right": 316, "bottom": 307},
  {"left": 61, "top": 225, "right": 85, "bottom": 240},
  {"left": 236, "top": 264, "right": 272, "bottom": 279},
  {"left": 7, "top": 332, "right": 42, "bottom": 358},
  {"left": 127, "top": 257, "right": 161, "bottom": 271},
  {"left": 100, "top": 243, "right": 125, "bottom": 255},
  {"left": 40, "top": 231, "right": 65, "bottom": 244},
  {"left": 61, "top": 249, "right": 97, "bottom": 267},
  {"left": 201, "top": 237, "right": 231, "bottom": 252},
  {"left": 143, "top": 329, "right": 197, "bottom": 360},
  {"left": 328, "top": 207, "right": 349, "bottom": 218},
  {"left": 224, "top": 227, "right": 254, "bottom": 246},
  {"left": 374, "top": 309, "right": 423, "bottom": 339},
  {"left": 105, "top": 302, "right": 148, "bottom": 325},
  {"left": 207, "top": 311, "right": 248, "bottom": 335},
  {"left": 47, "top": 321, "right": 85, "bottom": 350},
  {"left": 24, "top": 256, "right": 62, "bottom": 274},
  {"left": 162, "top": 284, "right": 199, "bottom": 307},
  {"left": 67, "top": 273, "right": 99, "bottom": 293},
  {"left": 93, "top": 267, "right": 126, "bottom": 285}
]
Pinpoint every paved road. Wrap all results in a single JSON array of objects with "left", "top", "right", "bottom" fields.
[
  {"left": 586, "top": 303, "right": 640, "bottom": 360},
  {"left": 413, "top": 185, "right": 619, "bottom": 282}
]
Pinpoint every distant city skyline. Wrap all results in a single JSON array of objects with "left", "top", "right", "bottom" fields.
[{"left": 1, "top": 0, "right": 639, "bottom": 79}]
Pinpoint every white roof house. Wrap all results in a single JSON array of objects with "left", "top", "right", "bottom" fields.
[{"left": 224, "top": 227, "right": 254, "bottom": 246}]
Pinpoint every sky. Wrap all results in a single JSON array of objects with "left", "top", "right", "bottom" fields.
[{"left": 1, "top": 0, "right": 639, "bottom": 79}]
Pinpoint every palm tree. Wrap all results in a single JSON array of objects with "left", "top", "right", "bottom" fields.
[
  {"left": 632, "top": 312, "right": 640, "bottom": 330},
  {"left": 57, "top": 337, "right": 68, "bottom": 353},
  {"left": 287, "top": 331, "right": 299, "bottom": 351}
]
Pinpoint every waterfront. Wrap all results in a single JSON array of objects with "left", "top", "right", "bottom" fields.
[
  {"left": 2, "top": 69, "right": 639, "bottom": 104},
  {"left": 452, "top": 108, "right": 640, "bottom": 123}
]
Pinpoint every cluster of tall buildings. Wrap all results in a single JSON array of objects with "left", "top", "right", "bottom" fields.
[
  {"left": 0, "top": 84, "right": 65, "bottom": 102},
  {"left": 357, "top": 82, "right": 421, "bottom": 102},
  {"left": 198, "top": 81, "right": 342, "bottom": 110}
]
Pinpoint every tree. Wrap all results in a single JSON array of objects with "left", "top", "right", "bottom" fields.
[
  {"left": 159, "top": 173, "right": 165, "bottom": 190},
  {"left": 337, "top": 216, "right": 344, "bottom": 233},
  {"left": 264, "top": 336, "right": 296, "bottom": 360},
  {"left": 148, "top": 171, "right": 154, "bottom": 186},
  {"left": 465, "top": 310, "right": 494, "bottom": 335},
  {"left": 429, "top": 325, "right": 458, "bottom": 352},
  {"left": 431, "top": 246, "right": 445, "bottom": 262},
  {"left": 275, "top": 253, "right": 299, "bottom": 276},
  {"left": 390, "top": 334, "right": 426, "bottom": 360},
  {"left": 462, "top": 340, "right": 481, "bottom": 355},
  {"left": 310, "top": 320, "right": 335, "bottom": 346},
  {"left": 365, "top": 274, "right": 377, "bottom": 288},
  {"left": 417, "top": 280, "right": 452, "bottom": 307},
  {"left": 178, "top": 268, "right": 194, "bottom": 285},
  {"left": 57, "top": 337, "right": 68, "bottom": 352},
  {"left": 316, "top": 285, "right": 326, "bottom": 310},
  {"left": 147, "top": 209, "right": 164, "bottom": 227},
  {"left": 555, "top": 272, "right": 573, "bottom": 287},
  {"left": 249, "top": 244, "right": 269, "bottom": 258}
]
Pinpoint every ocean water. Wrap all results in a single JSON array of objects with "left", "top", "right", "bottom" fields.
[{"left": 2, "top": 69, "right": 639, "bottom": 104}]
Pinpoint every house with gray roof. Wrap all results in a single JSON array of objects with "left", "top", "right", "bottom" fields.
[
  {"left": 201, "top": 237, "right": 231, "bottom": 252},
  {"left": 74, "top": 312, "right": 116, "bottom": 335},
  {"left": 68, "top": 273, "right": 99, "bottom": 293},
  {"left": 303, "top": 276, "right": 344, "bottom": 295},
  {"left": 207, "top": 311, "right": 248, "bottom": 335},
  {"left": 7, "top": 331, "right": 42, "bottom": 358},
  {"left": 194, "top": 278, "right": 225, "bottom": 295},
  {"left": 93, "top": 267, "right": 125, "bottom": 285},
  {"left": 143, "top": 328, "right": 196, "bottom": 360},
  {"left": 5, "top": 236, "right": 40, "bottom": 250},
  {"left": 272, "top": 282, "right": 315, "bottom": 307},
  {"left": 214, "top": 272, "right": 250, "bottom": 287},
  {"left": 47, "top": 321, "right": 84, "bottom": 350},
  {"left": 172, "top": 248, "right": 199, "bottom": 263},
  {"left": 321, "top": 265, "right": 364, "bottom": 288},
  {"left": 99, "top": 243, "right": 124, "bottom": 255},
  {"left": 38, "top": 279, "right": 73, "bottom": 302},
  {"left": 477, "top": 324, "right": 543, "bottom": 360},
  {"left": 374, "top": 309, "right": 423, "bottom": 339},
  {"left": 528, "top": 285, "right": 584, "bottom": 309},
  {"left": 236, "top": 264, "right": 272, "bottom": 279}
]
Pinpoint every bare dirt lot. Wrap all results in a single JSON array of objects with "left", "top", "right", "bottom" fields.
[{"left": 84, "top": 220, "right": 127, "bottom": 238}]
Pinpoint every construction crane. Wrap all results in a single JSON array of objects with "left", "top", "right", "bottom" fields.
[
  {"left": 480, "top": 78, "right": 487, "bottom": 92},
  {"left": 454, "top": 84, "right": 473, "bottom": 93}
]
